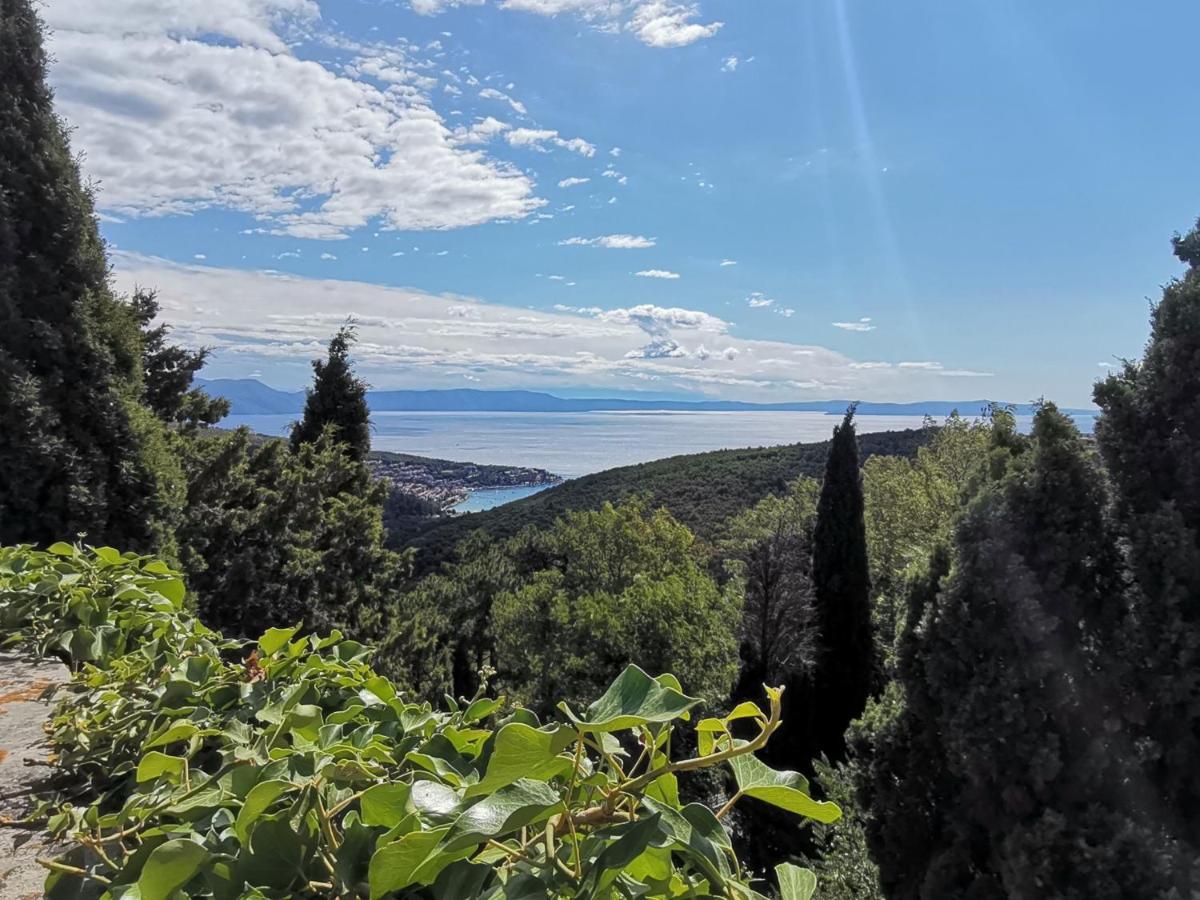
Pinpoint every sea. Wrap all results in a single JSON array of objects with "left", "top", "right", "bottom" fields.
[{"left": 224, "top": 410, "right": 1095, "bottom": 511}]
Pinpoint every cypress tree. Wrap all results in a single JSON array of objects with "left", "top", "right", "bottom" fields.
[
  {"left": 0, "top": 0, "right": 165, "bottom": 549},
  {"left": 868, "top": 405, "right": 1179, "bottom": 898},
  {"left": 1093, "top": 218, "right": 1200, "bottom": 851},
  {"left": 290, "top": 325, "right": 371, "bottom": 462},
  {"left": 808, "top": 405, "right": 875, "bottom": 762}
]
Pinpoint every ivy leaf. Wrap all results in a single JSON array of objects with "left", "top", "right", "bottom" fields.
[
  {"left": 776, "top": 863, "right": 819, "bottom": 900},
  {"left": 360, "top": 782, "right": 412, "bottom": 828},
  {"left": 466, "top": 723, "right": 574, "bottom": 798},
  {"left": 410, "top": 780, "right": 462, "bottom": 823},
  {"left": 258, "top": 626, "right": 299, "bottom": 656},
  {"left": 578, "top": 814, "right": 664, "bottom": 896},
  {"left": 136, "top": 751, "right": 187, "bottom": 784},
  {"left": 368, "top": 826, "right": 467, "bottom": 899},
  {"left": 450, "top": 779, "right": 563, "bottom": 848},
  {"left": 137, "top": 838, "right": 209, "bottom": 900},
  {"left": 561, "top": 665, "right": 699, "bottom": 733},
  {"left": 729, "top": 749, "right": 841, "bottom": 823},
  {"left": 234, "top": 780, "right": 293, "bottom": 843}
]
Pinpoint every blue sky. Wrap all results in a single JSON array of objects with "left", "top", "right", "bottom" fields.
[{"left": 45, "top": 0, "right": 1200, "bottom": 406}]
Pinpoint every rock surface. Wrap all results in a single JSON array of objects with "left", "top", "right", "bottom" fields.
[{"left": 0, "top": 651, "right": 69, "bottom": 899}]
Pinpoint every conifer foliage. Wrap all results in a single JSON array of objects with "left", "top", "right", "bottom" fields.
[
  {"left": 0, "top": 0, "right": 164, "bottom": 549},
  {"left": 290, "top": 324, "right": 372, "bottom": 461},
  {"left": 1094, "top": 219, "right": 1200, "bottom": 852},
  {"left": 809, "top": 406, "right": 875, "bottom": 761}
]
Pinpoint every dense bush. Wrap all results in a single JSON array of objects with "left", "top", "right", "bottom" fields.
[{"left": 0, "top": 543, "right": 838, "bottom": 898}]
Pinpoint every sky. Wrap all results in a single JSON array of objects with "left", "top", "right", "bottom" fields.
[{"left": 42, "top": 0, "right": 1200, "bottom": 406}]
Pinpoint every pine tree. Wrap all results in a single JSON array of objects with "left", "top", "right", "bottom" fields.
[
  {"left": 0, "top": 0, "right": 166, "bottom": 549},
  {"left": 1094, "top": 218, "right": 1200, "bottom": 852},
  {"left": 290, "top": 325, "right": 371, "bottom": 461},
  {"left": 808, "top": 405, "right": 875, "bottom": 762}
]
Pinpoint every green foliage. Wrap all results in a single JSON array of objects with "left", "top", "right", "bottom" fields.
[
  {"left": 129, "top": 289, "right": 228, "bottom": 429},
  {"left": 0, "top": 0, "right": 171, "bottom": 551},
  {"left": 176, "top": 428, "right": 409, "bottom": 639},
  {"left": 396, "top": 430, "right": 930, "bottom": 572},
  {"left": 801, "top": 759, "right": 883, "bottom": 900},
  {"left": 861, "top": 414, "right": 991, "bottom": 666},
  {"left": 492, "top": 499, "right": 741, "bottom": 718},
  {"left": 0, "top": 543, "right": 836, "bottom": 898},
  {"left": 861, "top": 406, "right": 1185, "bottom": 897},
  {"left": 292, "top": 326, "right": 372, "bottom": 462},
  {"left": 808, "top": 408, "right": 874, "bottom": 764},
  {"left": 1094, "top": 218, "right": 1200, "bottom": 850},
  {"left": 718, "top": 479, "right": 819, "bottom": 697}
]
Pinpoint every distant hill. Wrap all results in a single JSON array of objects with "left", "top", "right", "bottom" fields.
[
  {"left": 199, "top": 378, "right": 1096, "bottom": 419},
  {"left": 394, "top": 427, "right": 931, "bottom": 574}
]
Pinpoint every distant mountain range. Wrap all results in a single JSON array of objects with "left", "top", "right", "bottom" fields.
[{"left": 197, "top": 378, "right": 1097, "bottom": 419}]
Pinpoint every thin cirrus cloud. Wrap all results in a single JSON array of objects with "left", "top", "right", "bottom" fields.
[
  {"left": 635, "top": 269, "right": 680, "bottom": 279},
  {"left": 558, "top": 177, "right": 591, "bottom": 188},
  {"left": 111, "top": 253, "right": 989, "bottom": 400},
  {"left": 40, "top": 0, "right": 553, "bottom": 240},
  {"left": 559, "top": 234, "right": 657, "bottom": 249},
  {"left": 408, "top": 0, "right": 722, "bottom": 49},
  {"left": 832, "top": 317, "right": 876, "bottom": 332}
]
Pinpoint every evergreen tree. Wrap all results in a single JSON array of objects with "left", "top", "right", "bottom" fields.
[
  {"left": 130, "top": 289, "right": 227, "bottom": 428},
  {"left": 0, "top": 0, "right": 167, "bottom": 549},
  {"left": 865, "top": 406, "right": 1180, "bottom": 898},
  {"left": 808, "top": 405, "right": 875, "bottom": 762},
  {"left": 290, "top": 325, "right": 371, "bottom": 461},
  {"left": 1094, "top": 218, "right": 1200, "bottom": 852}
]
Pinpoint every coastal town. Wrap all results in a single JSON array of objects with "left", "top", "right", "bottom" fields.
[{"left": 367, "top": 450, "right": 561, "bottom": 513}]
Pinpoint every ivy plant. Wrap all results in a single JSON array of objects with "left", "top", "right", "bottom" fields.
[{"left": 0, "top": 544, "right": 839, "bottom": 898}]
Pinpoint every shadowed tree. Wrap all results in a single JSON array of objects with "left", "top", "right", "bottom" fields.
[
  {"left": 1094, "top": 218, "right": 1200, "bottom": 854},
  {"left": 808, "top": 405, "right": 875, "bottom": 763},
  {"left": 291, "top": 324, "right": 371, "bottom": 462},
  {"left": 0, "top": 0, "right": 169, "bottom": 549}
]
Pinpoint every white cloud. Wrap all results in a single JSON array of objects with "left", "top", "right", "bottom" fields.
[
  {"left": 938, "top": 369, "right": 994, "bottom": 378},
  {"left": 412, "top": 0, "right": 720, "bottom": 48},
  {"left": 193, "top": 254, "right": 207, "bottom": 260},
  {"left": 777, "top": 308, "right": 795, "bottom": 318},
  {"left": 452, "top": 116, "right": 511, "bottom": 144},
  {"left": 635, "top": 269, "right": 681, "bottom": 279},
  {"left": 721, "top": 55, "right": 739, "bottom": 72},
  {"left": 720, "top": 259, "right": 737, "bottom": 266},
  {"left": 593, "top": 304, "right": 726, "bottom": 336},
  {"left": 609, "top": 147, "right": 622, "bottom": 157},
  {"left": 832, "top": 317, "right": 875, "bottom": 332},
  {"left": 626, "top": 338, "right": 688, "bottom": 359},
  {"left": 320, "top": 252, "right": 338, "bottom": 260},
  {"left": 506, "top": 128, "right": 596, "bottom": 156},
  {"left": 42, "top": 0, "right": 547, "bottom": 239},
  {"left": 479, "top": 87, "right": 528, "bottom": 115},
  {"left": 560, "top": 234, "right": 657, "bottom": 249},
  {"left": 898, "top": 361, "right": 942, "bottom": 370},
  {"left": 629, "top": 0, "right": 723, "bottom": 47},
  {"left": 558, "top": 177, "right": 591, "bottom": 188},
  {"left": 747, "top": 292, "right": 775, "bottom": 308}
]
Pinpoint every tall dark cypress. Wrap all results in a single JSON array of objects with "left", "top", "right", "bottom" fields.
[
  {"left": 0, "top": 0, "right": 163, "bottom": 549},
  {"left": 809, "top": 405, "right": 874, "bottom": 761},
  {"left": 290, "top": 325, "right": 371, "bottom": 462},
  {"left": 1093, "top": 218, "right": 1200, "bottom": 853}
]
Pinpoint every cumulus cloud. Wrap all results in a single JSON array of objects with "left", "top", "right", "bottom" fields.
[
  {"left": 42, "top": 0, "right": 545, "bottom": 239},
  {"left": 626, "top": 338, "right": 688, "bottom": 359},
  {"left": 629, "top": 0, "right": 723, "bottom": 47},
  {"left": 593, "top": 304, "right": 726, "bottom": 336},
  {"left": 832, "top": 317, "right": 875, "bottom": 332},
  {"left": 560, "top": 234, "right": 657, "bottom": 249},
  {"left": 747, "top": 292, "right": 775, "bottom": 308},
  {"left": 635, "top": 269, "right": 680, "bottom": 279}
]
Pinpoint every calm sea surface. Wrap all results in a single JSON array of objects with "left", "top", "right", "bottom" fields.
[{"left": 225, "top": 410, "right": 1092, "bottom": 487}]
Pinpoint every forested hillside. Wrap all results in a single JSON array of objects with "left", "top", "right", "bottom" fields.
[{"left": 395, "top": 428, "right": 929, "bottom": 571}]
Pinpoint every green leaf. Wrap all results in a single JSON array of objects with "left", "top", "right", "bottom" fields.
[
  {"left": 136, "top": 751, "right": 187, "bottom": 784},
  {"left": 47, "top": 542, "right": 75, "bottom": 557},
  {"left": 235, "top": 780, "right": 293, "bottom": 843},
  {"left": 410, "top": 780, "right": 462, "bottom": 822},
  {"left": 578, "top": 814, "right": 664, "bottom": 896},
  {"left": 150, "top": 577, "right": 186, "bottom": 607},
  {"left": 776, "top": 863, "right": 819, "bottom": 900},
  {"left": 145, "top": 722, "right": 199, "bottom": 749},
  {"left": 360, "top": 782, "right": 412, "bottom": 828},
  {"left": 368, "top": 826, "right": 465, "bottom": 899},
  {"left": 561, "top": 665, "right": 699, "bottom": 733},
  {"left": 258, "top": 626, "right": 299, "bottom": 656},
  {"left": 729, "top": 749, "right": 841, "bottom": 824},
  {"left": 137, "top": 838, "right": 210, "bottom": 900},
  {"left": 466, "top": 723, "right": 574, "bottom": 798},
  {"left": 450, "top": 779, "right": 562, "bottom": 848}
]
